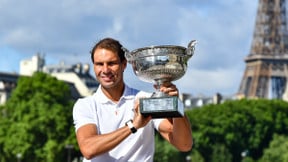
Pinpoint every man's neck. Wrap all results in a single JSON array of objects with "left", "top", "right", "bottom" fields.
[{"left": 101, "top": 83, "right": 125, "bottom": 103}]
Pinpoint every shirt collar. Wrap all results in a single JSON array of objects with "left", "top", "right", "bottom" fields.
[{"left": 94, "top": 84, "right": 135, "bottom": 104}]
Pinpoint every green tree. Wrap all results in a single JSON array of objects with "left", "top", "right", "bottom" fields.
[
  {"left": 259, "top": 134, "right": 288, "bottom": 162},
  {"left": 0, "top": 105, "right": 10, "bottom": 162},
  {"left": 186, "top": 99, "right": 288, "bottom": 162},
  {"left": 190, "top": 149, "right": 204, "bottom": 162},
  {"left": 211, "top": 143, "right": 232, "bottom": 162},
  {"left": 0, "top": 72, "right": 78, "bottom": 162},
  {"left": 154, "top": 133, "right": 180, "bottom": 162}
]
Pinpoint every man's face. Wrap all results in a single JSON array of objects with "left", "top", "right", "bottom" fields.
[{"left": 92, "top": 48, "right": 127, "bottom": 89}]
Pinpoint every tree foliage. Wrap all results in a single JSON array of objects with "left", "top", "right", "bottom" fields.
[
  {"left": 2, "top": 73, "right": 288, "bottom": 162},
  {"left": 154, "top": 133, "right": 180, "bottom": 162},
  {"left": 186, "top": 99, "right": 288, "bottom": 162},
  {"left": 0, "top": 72, "right": 78, "bottom": 162},
  {"left": 154, "top": 132, "right": 193, "bottom": 162},
  {"left": 259, "top": 134, "right": 288, "bottom": 162}
]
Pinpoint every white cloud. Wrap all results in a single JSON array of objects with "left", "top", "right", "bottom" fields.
[
  {"left": 3, "top": 28, "right": 43, "bottom": 47},
  {"left": 0, "top": 0, "right": 260, "bottom": 96},
  {"left": 175, "top": 67, "right": 243, "bottom": 96}
]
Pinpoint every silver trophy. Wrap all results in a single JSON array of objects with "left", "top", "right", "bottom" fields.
[{"left": 124, "top": 40, "right": 196, "bottom": 118}]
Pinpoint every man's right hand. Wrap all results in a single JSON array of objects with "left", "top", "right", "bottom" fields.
[{"left": 132, "top": 98, "right": 152, "bottom": 129}]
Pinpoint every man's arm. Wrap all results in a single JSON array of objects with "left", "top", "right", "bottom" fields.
[
  {"left": 158, "top": 116, "right": 193, "bottom": 152},
  {"left": 76, "top": 104, "right": 151, "bottom": 160},
  {"left": 76, "top": 124, "right": 132, "bottom": 160},
  {"left": 156, "top": 82, "right": 193, "bottom": 151}
]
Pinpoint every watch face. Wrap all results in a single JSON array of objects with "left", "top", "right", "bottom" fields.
[
  {"left": 126, "top": 120, "right": 137, "bottom": 133},
  {"left": 131, "top": 127, "right": 137, "bottom": 133}
]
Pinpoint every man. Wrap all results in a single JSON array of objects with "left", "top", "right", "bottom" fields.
[{"left": 73, "top": 37, "right": 192, "bottom": 162}]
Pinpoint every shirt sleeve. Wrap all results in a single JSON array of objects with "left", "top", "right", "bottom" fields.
[
  {"left": 73, "top": 97, "right": 97, "bottom": 132},
  {"left": 152, "top": 118, "right": 164, "bottom": 131}
]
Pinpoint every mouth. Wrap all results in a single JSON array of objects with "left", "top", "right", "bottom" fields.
[{"left": 100, "top": 74, "right": 114, "bottom": 82}]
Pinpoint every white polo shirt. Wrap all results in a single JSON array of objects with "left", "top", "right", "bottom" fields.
[{"left": 73, "top": 85, "right": 163, "bottom": 162}]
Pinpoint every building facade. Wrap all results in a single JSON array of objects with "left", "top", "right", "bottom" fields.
[
  {"left": 0, "top": 54, "right": 99, "bottom": 105},
  {"left": 0, "top": 72, "right": 19, "bottom": 105}
]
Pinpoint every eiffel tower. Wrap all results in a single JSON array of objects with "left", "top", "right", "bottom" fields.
[{"left": 238, "top": 0, "right": 288, "bottom": 99}]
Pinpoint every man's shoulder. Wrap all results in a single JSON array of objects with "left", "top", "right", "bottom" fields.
[
  {"left": 77, "top": 95, "right": 95, "bottom": 101},
  {"left": 124, "top": 85, "right": 139, "bottom": 95},
  {"left": 136, "top": 90, "right": 152, "bottom": 98},
  {"left": 74, "top": 95, "right": 96, "bottom": 106},
  {"left": 125, "top": 85, "right": 152, "bottom": 97}
]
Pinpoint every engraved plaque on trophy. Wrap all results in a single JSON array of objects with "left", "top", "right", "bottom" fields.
[{"left": 123, "top": 40, "right": 196, "bottom": 118}]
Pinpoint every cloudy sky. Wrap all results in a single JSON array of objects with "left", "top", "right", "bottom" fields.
[{"left": 0, "top": 0, "right": 259, "bottom": 96}]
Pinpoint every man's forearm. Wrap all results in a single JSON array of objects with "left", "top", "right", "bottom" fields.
[
  {"left": 77, "top": 125, "right": 132, "bottom": 159},
  {"left": 171, "top": 115, "right": 193, "bottom": 151}
]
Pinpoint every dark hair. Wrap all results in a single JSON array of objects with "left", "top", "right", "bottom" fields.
[{"left": 90, "top": 37, "right": 126, "bottom": 63}]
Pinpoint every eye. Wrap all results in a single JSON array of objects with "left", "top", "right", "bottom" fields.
[
  {"left": 94, "top": 62, "right": 103, "bottom": 66},
  {"left": 108, "top": 61, "right": 119, "bottom": 66}
]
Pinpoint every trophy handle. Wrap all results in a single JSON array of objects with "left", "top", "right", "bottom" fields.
[
  {"left": 122, "top": 47, "right": 132, "bottom": 62},
  {"left": 186, "top": 40, "right": 197, "bottom": 58}
]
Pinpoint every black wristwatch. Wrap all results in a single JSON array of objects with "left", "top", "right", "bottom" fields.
[{"left": 125, "top": 120, "right": 137, "bottom": 133}]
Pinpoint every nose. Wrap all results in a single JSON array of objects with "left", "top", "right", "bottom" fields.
[{"left": 102, "top": 63, "right": 110, "bottom": 73}]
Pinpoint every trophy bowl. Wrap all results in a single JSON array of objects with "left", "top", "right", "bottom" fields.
[{"left": 124, "top": 40, "right": 196, "bottom": 118}]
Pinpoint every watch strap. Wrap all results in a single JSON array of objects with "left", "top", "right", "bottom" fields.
[{"left": 125, "top": 120, "right": 137, "bottom": 133}]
